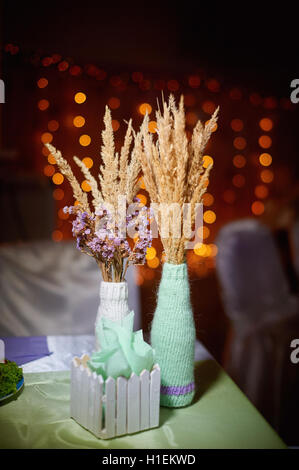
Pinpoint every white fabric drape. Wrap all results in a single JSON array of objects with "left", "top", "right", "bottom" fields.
[{"left": 0, "top": 240, "right": 141, "bottom": 336}]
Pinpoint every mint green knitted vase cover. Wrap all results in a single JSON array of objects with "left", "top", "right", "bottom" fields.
[{"left": 151, "top": 262, "right": 195, "bottom": 407}]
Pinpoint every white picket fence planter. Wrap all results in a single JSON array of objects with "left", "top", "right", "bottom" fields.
[{"left": 70, "top": 354, "right": 160, "bottom": 439}]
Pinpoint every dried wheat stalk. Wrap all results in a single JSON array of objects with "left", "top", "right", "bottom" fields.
[
  {"left": 138, "top": 94, "right": 219, "bottom": 264},
  {"left": 45, "top": 105, "right": 142, "bottom": 215}
]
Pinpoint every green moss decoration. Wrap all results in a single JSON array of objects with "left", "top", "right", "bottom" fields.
[{"left": 0, "top": 360, "right": 23, "bottom": 398}]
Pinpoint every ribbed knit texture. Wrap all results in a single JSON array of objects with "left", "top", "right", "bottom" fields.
[
  {"left": 95, "top": 281, "right": 130, "bottom": 350},
  {"left": 151, "top": 262, "right": 195, "bottom": 407}
]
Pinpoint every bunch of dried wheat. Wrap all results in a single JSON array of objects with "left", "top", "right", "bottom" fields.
[
  {"left": 138, "top": 94, "right": 219, "bottom": 264},
  {"left": 46, "top": 105, "right": 141, "bottom": 214}
]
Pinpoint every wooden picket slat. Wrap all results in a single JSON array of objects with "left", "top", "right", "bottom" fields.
[
  {"left": 80, "top": 368, "right": 89, "bottom": 428},
  {"left": 116, "top": 377, "right": 127, "bottom": 436},
  {"left": 70, "top": 358, "right": 77, "bottom": 419},
  {"left": 92, "top": 373, "right": 103, "bottom": 437},
  {"left": 127, "top": 373, "right": 140, "bottom": 434},
  {"left": 150, "top": 365, "right": 161, "bottom": 428},
  {"left": 140, "top": 369, "right": 150, "bottom": 430},
  {"left": 105, "top": 377, "right": 116, "bottom": 439}
]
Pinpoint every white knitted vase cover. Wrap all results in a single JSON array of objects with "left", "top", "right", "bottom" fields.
[{"left": 95, "top": 281, "right": 130, "bottom": 350}]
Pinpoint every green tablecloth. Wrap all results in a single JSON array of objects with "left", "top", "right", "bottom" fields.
[{"left": 0, "top": 360, "right": 286, "bottom": 449}]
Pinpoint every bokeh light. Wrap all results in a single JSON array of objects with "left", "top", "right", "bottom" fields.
[
  {"left": 202, "top": 193, "right": 214, "bottom": 206},
  {"left": 81, "top": 180, "right": 91, "bottom": 192},
  {"left": 259, "top": 152, "right": 272, "bottom": 166},
  {"left": 202, "top": 101, "right": 216, "bottom": 114},
  {"left": 259, "top": 135, "right": 272, "bottom": 149},
  {"left": 148, "top": 121, "right": 157, "bottom": 133},
  {"left": 58, "top": 208, "right": 69, "bottom": 220},
  {"left": 136, "top": 193, "right": 147, "bottom": 206},
  {"left": 233, "top": 136, "right": 247, "bottom": 150},
  {"left": 259, "top": 118, "right": 273, "bottom": 131},
  {"left": 108, "top": 97, "right": 120, "bottom": 109},
  {"left": 48, "top": 120, "right": 59, "bottom": 132},
  {"left": 47, "top": 153, "right": 56, "bottom": 164},
  {"left": 38, "top": 99, "right": 49, "bottom": 111},
  {"left": 73, "top": 116, "right": 85, "bottom": 127},
  {"left": 37, "top": 78, "right": 48, "bottom": 89},
  {"left": 147, "top": 257, "right": 160, "bottom": 269},
  {"left": 233, "top": 154, "right": 246, "bottom": 168},
  {"left": 82, "top": 157, "right": 93, "bottom": 169},
  {"left": 112, "top": 120, "right": 120, "bottom": 131},
  {"left": 251, "top": 201, "right": 265, "bottom": 215},
  {"left": 52, "top": 230, "right": 63, "bottom": 242},
  {"left": 232, "top": 174, "right": 246, "bottom": 188},
  {"left": 203, "top": 210, "right": 216, "bottom": 224},
  {"left": 139, "top": 103, "right": 152, "bottom": 115},
  {"left": 52, "top": 173, "right": 64, "bottom": 185},
  {"left": 231, "top": 118, "right": 244, "bottom": 132},
  {"left": 43, "top": 165, "right": 55, "bottom": 177},
  {"left": 74, "top": 92, "right": 86, "bottom": 104},
  {"left": 260, "top": 169, "right": 274, "bottom": 183},
  {"left": 41, "top": 132, "right": 53, "bottom": 144},
  {"left": 203, "top": 155, "right": 214, "bottom": 168},
  {"left": 79, "top": 134, "right": 91, "bottom": 146},
  {"left": 254, "top": 185, "right": 269, "bottom": 199},
  {"left": 146, "top": 247, "right": 157, "bottom": 260},
  {"left": 53, "top": 188, "right": 64, "bottom": 200}
]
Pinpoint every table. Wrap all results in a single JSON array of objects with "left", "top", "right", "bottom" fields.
[{"left": 0, "top": 336, "right": 287, "bottom": 449}]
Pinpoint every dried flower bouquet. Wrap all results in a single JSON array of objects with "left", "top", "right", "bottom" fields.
[{"left": 46, "top": 106, "right": 152, "bottom": 283}]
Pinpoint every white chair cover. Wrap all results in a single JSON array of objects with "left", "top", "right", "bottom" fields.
[
  {"left": 216, "top": 218, "right": 299, "bottom": 430},
  {"left": 0, "top": 240, "right": 141, "bottom": 336}
]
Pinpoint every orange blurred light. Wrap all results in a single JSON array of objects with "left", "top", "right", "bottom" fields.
[
  {"left": 232, "top": 174, "right": 245, "bottom": 188},
  {"left": 203, "top": 210, "right": 216, "bottom": 224},
  {"left": 259, "top": 153, "right": 272, "bottom": 166},
  {"left": 58, "top": 208, "right": 69, "bottom": 220},
  {"left": 260, "top": 169, "right": 274, "bottom": 183},
  {"left": 251, "top": 200, "right": 265, "bottom": 215},
  {"left": 138, "top": 177, "right": 146, "bottom": 189},
  {"left": 205, "top": 120, "right": 218, "bottom": 132},
  {"left": 230, "top": 118, "right": 244, "bottom": 132},
  {"left": 188, "top": 75, "right": 201, "bottom": 88},
  {"left": 52, "top": 230, "right": 63, "bottom": 242},
  {"left": 41, "top": 132, "right": 53, "bottom": 144},
  {"left": 108, "top": 97, "right": 120, "bottom": 109},
  {"left": 132, "top": 71, "right": 143, "bottom": 83},
  {"left": 259, "top": 118, "right": 273, "bottom": 131},
  {"left": 203, "top": 155, "right": 214, "bottom": 168},
  {"left": 259, "top": 135, "right": 272, "bottom": 149},
  {"left": 233, "top": 154, "right": 246, "bottom": 168},
  {"left": 233, "top": 136, "right": 247, "bottom": 150},
  {"left": 202, "top": 101, "right": 216, "bottom": 114},
  {"left": 202, "top": 193, "right": 214, "bottom": 206},
  {"left": 186, "top": 111, "right": 198, "bottom": 126},
  {"left": 74, "top": 92, "right": 86, "bottom": 104},
  {"left": 53, "top": 188, "right": 64, "bottom": 200},
  {"left": 47, "top": 153, "right": 56, "bottom": 164},
  {"left": 112, "top": 120, "right": 120, "bottom": 131},
  {"left": 73, "top": 115, "right": 85, "bottom": 128},
  {"left": 37, "top": 78, "right": 48, "bottom": 89},
  {"left": 139, "top": 103, "right": 152, "bottom": 115},
  {"left": 209, "top": 244, "right": 218, "bottom": 256},
  {"left": 148, "top": 121, "right": 157, "bottom": 133},
  {"left": 147, "top": 257, "right": 160, "bottom": 269},
  {"left": 146, "top": 247, "right": 156, "bottom": 260},
  {"left": 38, "top": 99, "right": 49, "bottom": 111},
  {"left": 167, "top": 79, "right": 179, "bottom": 91},
  {"left": 194, "top": 243, "right": 208, "bottom": 257},
  {"left": 197, "top": 226, "right": 210, "bottom": 240},
  {"left": 254, "top": 184, "right": 269, "bottom": 199},
  {"left": 58, "top": 60, "right": 69, "bottom": 71},
  {"left": 81, "top": 180, "right": 91, "bottom": 192},
  {"left": 43, "top": 164, "right": 55, "bottom": 177},
  {"left": 136, "top": 193, "right": 147, "bottom": 206},
  {"left": 52, "top": 173, "right": 64, "bottom": 185},
  {"left": 79, "top": 134, "right": 91, "bottom": 146},
  {"left": 206, "top": 79, "right": 220, "bottom": 92},
  {"left": 82, "top": 157, "right": 93, "bottom": 169},
  {"left": 48, "top": 120, "right": 59, "bottom": 132},
  {"left": 229, "top": 88, "right": 242, "bottom": 100}
]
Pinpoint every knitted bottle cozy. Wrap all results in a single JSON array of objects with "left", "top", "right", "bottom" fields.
[
  {"left": 95, "top": 281, "right": 130, "bottom": 350},
  {"left": 151, "top": 262, "right": 195, "bottom": 407}
]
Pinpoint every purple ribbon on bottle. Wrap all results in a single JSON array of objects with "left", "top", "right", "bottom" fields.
[{"left": 160, "top": 382, "right": 195, "bottom": 396}]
